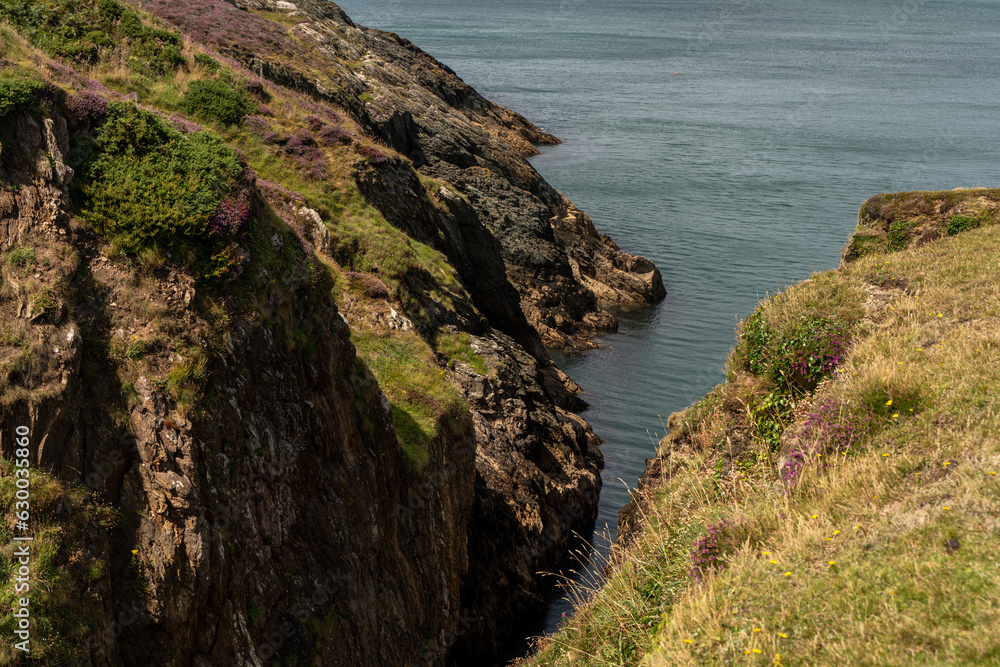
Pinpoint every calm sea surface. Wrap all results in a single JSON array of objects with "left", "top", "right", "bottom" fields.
[{"left": 336, "top": 0, "right": 1000, "bottom": 639}]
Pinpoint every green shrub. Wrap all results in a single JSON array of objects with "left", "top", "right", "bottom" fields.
[
  {"left": 193, "top": 52, "right": 220, "bottom": 72},
  {"left": 6, "top": 246, "right": 36, "bottom": 267},
  {"left": 771, "top": 316, "right": 852, "bottom": 391},
  {"left": 181, "top": 79, "right": 256, "bottom": 126},
  {"left": 0, "top": 0, "right": 184, "bottom": 73},
  {"left": 749, "top": 390, "right": 792, "bottom": 452},
  {"left": 735, "top": 309, "right": 852, "bottom": 393},
  {"left": 887, "top": 219, "right": 915, "bottom": 251},
  {"left": 74, "top": 102, "right": 252, "bottom": 280},
  {"left": 946, "top": 215, "right": 979, "bottom": 236},
  {"left": 0, "top": 76, "right": 46, "bottom": 118},
  {"left": 30, "top": 287, "right": 56, "bottom": 314},
  {"left": 736, "top": 309, "right": 774, "bottom": 376},
  {"left": 166, "top": 352, "right": 207, "bottom": 406}
]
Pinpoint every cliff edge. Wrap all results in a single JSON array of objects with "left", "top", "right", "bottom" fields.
[{"left": 525, "top": 188, "right": 1000, "bottom": 666}]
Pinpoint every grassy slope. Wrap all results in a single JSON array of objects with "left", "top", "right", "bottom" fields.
[{"left": 525, "top": 191, "right": 1000, "bottom": 666}]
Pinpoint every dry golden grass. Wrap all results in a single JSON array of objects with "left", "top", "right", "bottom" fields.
[{"left": 526, "top": 220, "right": 1000, "bottom": 667}]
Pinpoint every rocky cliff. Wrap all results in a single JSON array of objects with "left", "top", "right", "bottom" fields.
[
  {"left": 0, "top": 1, "right": 662, "bottom": 665},
  {"left": 137, "top": 0, "right": 665, "bottom": 354}
]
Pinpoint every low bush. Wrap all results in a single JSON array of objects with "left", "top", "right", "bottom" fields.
[
  {"left": 690, "top": 519, "right": 758, "bottom": 581},
  {"left": 735, "top": 311, "right": 852, "bottom": 392},
  {"left": 181, "top": 79, "right": 256, "bottom": 127},
  {"left": 283, "top": 128, "right": 326, "bottom": 179},
  {"left": 887, "top": 219, "right": 915, "bottom": 251},
  {"left": 0, "top": 75, "right": 47, "bottom": 118},
  {"left": 193, "top": 52, "right": 220, "bottom": 73},
  {"left": 748, "top": 390, "right": 792, "bottom": 452},
  {"left": 345, "top": 271, "right": 389, "bottom": 299},
  {"left": 6, "top": 246, "right": 36, "bottom": 267},
  {"left": 946, "top": 214, "right": 978, "bottom": 235},
  {"left": 771, "top": 316, "right": 852, "bottom": 391},
  {"left": 0, "top": 0, "right": 184, "bottom": 74},
  {"left": 66, "top": 91, "right": 108, "bottom": 124},
  {"left": 73, "top": 102, "right": 253, "bottom": 279},
  {"left": 356, "top": 144, "right": 397, "bottom": 165},
  {"left": 781, "top": 397, "right": 875, "bottom": 485},
  {"left": 319, "top": 122, "right": 352, "bottom": 146}
]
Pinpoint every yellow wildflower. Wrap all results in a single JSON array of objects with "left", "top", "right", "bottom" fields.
[
  {"left": 753, "top": 628, "right": 761, "bottom": 633},
  {"left": 769, "top": 560, "right": 778, "bottom": 565},
  {"left": 828, "top": 560, "right": 835, "bottom": 566},
  {"left": 683, "top": 639, "right": 693, "bottom": 645},
  {"left": 784, "top": 571, "right": 791, "bottom": 577},
  {"left": 753, "top": 649, "right": 762, "bottom": 654},
  {"left": 778, "top": 633, "right": 788, "bottom": 638},
  {"left": 832, "top": 530, "right": 840, "bottom": 535}
]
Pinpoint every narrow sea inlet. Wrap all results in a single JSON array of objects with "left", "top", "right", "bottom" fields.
[{"left": 340, "top": 0, "right": 1000, "bottom": 636}]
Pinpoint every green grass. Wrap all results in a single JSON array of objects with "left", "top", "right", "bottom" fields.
[
  {"left": 433, "top": 330, "right": 490, "bottom": 376},
  {"left": 352, "top": 330, "right": 469, "bottom": 471},
  {"left": 526, "top": 216, "right": 1000, "bottom": 667},
  {"left": 0, "top": 463, "right": 115, "bottom": 665},
  {"left": 5, "top": 246, "right": 36, "bottom": 268}
]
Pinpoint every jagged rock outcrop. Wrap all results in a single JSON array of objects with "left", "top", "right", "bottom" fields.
[
  {"left": 139, "top": 0, "right": 665, "bottom": 352},
  {"left": 449, "top": 331, "right": 601, "bottom": 660}
]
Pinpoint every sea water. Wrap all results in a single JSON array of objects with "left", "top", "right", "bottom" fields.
[{"left": 335, "top": 0, "right": 1000, "bottom": 640}]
